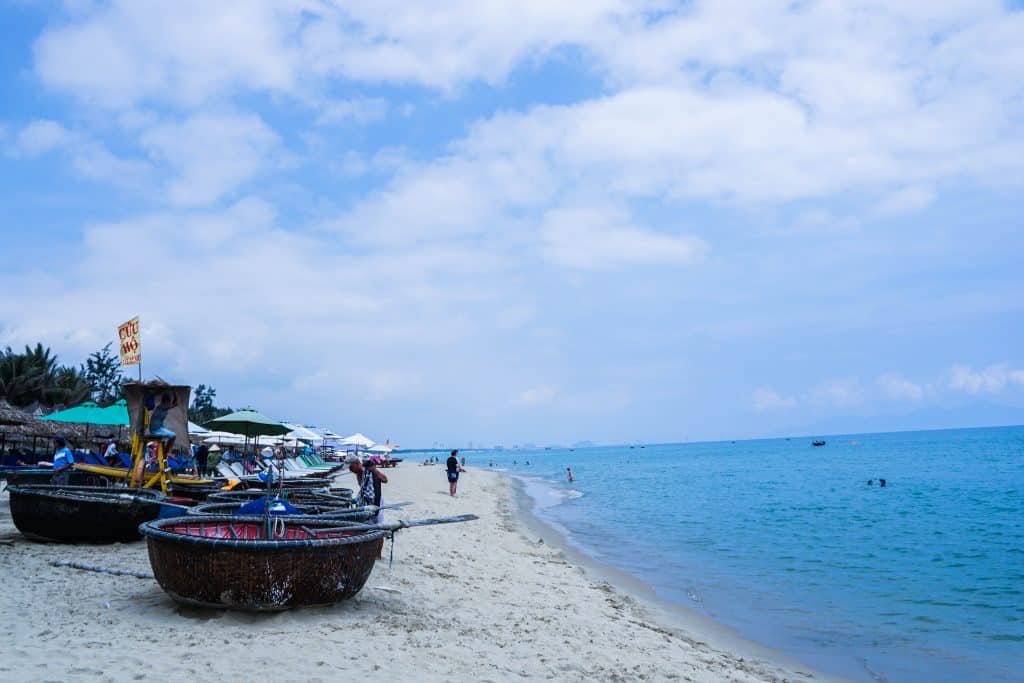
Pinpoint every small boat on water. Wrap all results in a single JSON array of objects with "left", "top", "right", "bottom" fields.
[
  {"left": 8, "top": 484, "right": 166, "bottom": 543},
  {"left": 140, "top": 515, "right": 387, "bottom": 610},
  {"left": 812, "top": 440, "right": 827, "bottom": 447}
]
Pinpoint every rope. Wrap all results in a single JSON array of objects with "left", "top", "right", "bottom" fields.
[
  {"left": 50, "top": 559, "right": 154, "bottom": 580},
  {"left": 273, "top": 516, "right": 286, "bottom": 539}
]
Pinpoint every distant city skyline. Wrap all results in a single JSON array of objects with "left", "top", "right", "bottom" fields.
[{"left": 1, "top": 3, "right": 1023, "bottom": 446}]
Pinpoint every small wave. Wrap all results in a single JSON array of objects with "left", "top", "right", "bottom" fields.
[{"left": 512, "top": 473, "right": 584, "bottom": 511}]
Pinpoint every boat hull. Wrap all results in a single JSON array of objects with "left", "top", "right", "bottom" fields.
[
  {"left": 140, "top": 516, "right": 385, "bottom": 610},
  {"left": 8, "top": 485, "right": 164, "bottom": 543},
  {"left": 188, "top": 500, "right": 375, "bottom": 522}
]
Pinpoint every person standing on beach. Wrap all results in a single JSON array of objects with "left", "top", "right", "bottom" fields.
[
  {"left": 446, "top": 449, "right": 463, "bottom": 496},
  {"left": 51, "top": 437, "right": 75, "bottom": 485},
  {"left": 195, "top": 443, "right": 209, "bottom": 476},
  {"left": 350, "top": 457, "right": 388, "bottom": 523}
]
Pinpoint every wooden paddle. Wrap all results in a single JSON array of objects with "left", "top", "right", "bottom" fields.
[{"left": 302, "top": 513, "right": 479, "bottom": 535}]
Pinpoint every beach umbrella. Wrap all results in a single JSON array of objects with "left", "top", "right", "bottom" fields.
[
  {"left": 340, "top": 433, "right": 375, "bottom": 449},
  {"left": 41, "top": 401, "right": 107, "bottom": 425},
  {"left": 202, "top": 431, "right": 247, "bottom": 445},
  {"left": 41, "top": 400, "right": 128, "bottom": 441},
  {"left": 98, "top": 399, "right": 131, "bottom": 426},
  {"left": 283, "top": 423, "right": 326, "bottom": 444},
  {"left": 203, "top": 409, "right": 291, "bottom": 437}
]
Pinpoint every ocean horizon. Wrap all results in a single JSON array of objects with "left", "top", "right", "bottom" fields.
[{"left": 480, "top": 425, "right": 1024, "bottom": 683}]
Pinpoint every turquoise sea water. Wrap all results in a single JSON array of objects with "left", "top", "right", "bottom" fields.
[{"left": 483, "top": 426, "right": 1024, "bottom": 682}]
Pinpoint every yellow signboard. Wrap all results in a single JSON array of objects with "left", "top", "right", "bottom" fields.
[{"left": 117, "top": 316, "right": 141, "bottom": 366}]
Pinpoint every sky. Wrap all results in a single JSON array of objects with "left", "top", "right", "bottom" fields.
[{"left": 1, "top": 1, "right": 1023, "bottom": 447}]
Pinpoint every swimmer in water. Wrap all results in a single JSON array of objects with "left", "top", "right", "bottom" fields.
[{"left": 567, "top": 467, "right": 574, "bottom": 483}]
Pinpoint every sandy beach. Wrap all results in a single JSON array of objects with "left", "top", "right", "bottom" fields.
[{"left": 0, "top": 466, "right": 835, "bottom": 682}]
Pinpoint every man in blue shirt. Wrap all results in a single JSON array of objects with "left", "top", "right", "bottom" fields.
[{"left": 51, "top": 437, "right": 75, "bottom": 486}]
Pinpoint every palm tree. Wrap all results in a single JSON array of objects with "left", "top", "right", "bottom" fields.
[{"left": 0, "top": 344, "right": 90, "bottom": 408}]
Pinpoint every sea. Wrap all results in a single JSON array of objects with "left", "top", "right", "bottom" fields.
[{"left": 481, "top": 426, "right": 1024, "bottom": 683}]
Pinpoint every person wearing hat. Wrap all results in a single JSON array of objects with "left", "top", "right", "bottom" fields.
[{"left": 51, "top": 437, "right": 75, "bottom": 485}]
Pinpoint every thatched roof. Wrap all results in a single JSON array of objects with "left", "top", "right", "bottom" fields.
[
  {"left": 0, "top": 399, "right": 118, "bottom": 445},
  {"left": 0, "top": 399, "right": 31, "bottom": 426}
]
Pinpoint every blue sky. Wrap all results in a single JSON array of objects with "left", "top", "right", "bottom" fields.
[{"left": 1, "top": 1, "right": 1023, "bottom": 446}]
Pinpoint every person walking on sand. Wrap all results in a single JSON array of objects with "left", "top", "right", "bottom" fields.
[{"left": 446, "top": 449, "right": 464, "bottom": 496}]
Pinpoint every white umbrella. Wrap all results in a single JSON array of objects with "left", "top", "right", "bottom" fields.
[
  {"left": 340, "top": 433, "right": 375, "bottom": 448},
  {"left": 367, "top": 442, "right": 396, "bottom": 453},
  {"left": 283, "top": 423, "right": 326, "bottom": 444},
  {"left": 188, "top": 421, "right": 212, "bottom": 436},
  {"left": 203, "top": 431, "right": 247, "bottom": 445}
]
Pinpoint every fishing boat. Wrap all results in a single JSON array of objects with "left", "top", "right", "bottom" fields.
[
  {"left": 186, "top": 500, "right": 376, "bottom": 522},
  {"left": 812, "top": 440, "right": 826, "bottom": 447},
  {"left": 1, "top": 465, "right": 90, "bottom": 487},
  {"left": 208, "top": 488, "right": 353, "bottom": 507},
  {"left": 140, "top": 515, "right": 387, "bottom": 610},
  {"left": 140, "top": 513, "right": 479, "bottom": 610},
  {"left": 8, "top": 484, "right": 165, "bottom": 543}
]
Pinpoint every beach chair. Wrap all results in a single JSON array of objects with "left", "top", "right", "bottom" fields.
[{"left": 83, "top": 451, "right": 108, "bottom": 467}]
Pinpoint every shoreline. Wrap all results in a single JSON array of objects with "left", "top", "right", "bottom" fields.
[
  {"left": 2, "top": 466, "right": 844, "bottom": 681},
  {"left": 501, "top": 471, "right": 849, "bottom": 683}
]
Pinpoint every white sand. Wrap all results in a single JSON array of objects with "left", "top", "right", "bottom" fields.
[{"left": 0, "top": 466, "right": 836, "bottom": 682}]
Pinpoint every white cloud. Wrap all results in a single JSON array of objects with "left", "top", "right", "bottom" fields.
[
  {"left": 874, "top": 185, "right": 937, "bottom": 216},
  {"left": 753, "top": 388, "right": 796, "bottom": 413},
  {"left": 14, "top": 119, "right": 72, "bottom": 155},
  {"left": 314, "top": 97, "right": 389, "bottom": 126},
  {"left": 10, "top": 119, "right": 149, "bottom": 187},
  {"left": 540, "top": 206, "right": 706, "bottom": 271},
  {"left": 876, "top": 373, "right": 924, "bottom": 402},
  {"left": 517, "top": 386, "right": 558, "bottom": 406},
  {"left": 810, "top": 378, "right": 865, "bottom": 409},
  {"left": 34, "top": 0, "right": 300, "bottom": 108},
  {"left": 138, "top": 112, "right": 280, "bottom": 205},
  {"left": 949, "top": 364, "right": 1024, "bottom": 394}
]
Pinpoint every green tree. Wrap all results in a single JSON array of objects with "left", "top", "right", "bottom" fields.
[
  {"left": 0, "top": 343, "right": 90, "bottom": 407},
  {"left": 83, "top": 342, "right": 127, "bottom": 405},
  {"left": 189, "top": 383, "right": 232, "bottom": 425}
]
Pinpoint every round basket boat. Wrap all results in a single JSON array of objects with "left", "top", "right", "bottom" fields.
[
  {"left": 8, "top": 485, "right": 165, "bottom": 543},
  {"left": 139, "top": 515, "right": 386, "bottom": 610},
  {"left": 207, "top": 488, "right": 352, "bottom": 507},
  {"left": 186, "top": 501, "right": 375, "bottom": 522}
]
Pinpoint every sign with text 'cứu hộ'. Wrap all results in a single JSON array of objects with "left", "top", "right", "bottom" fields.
[{"left": 117, "top": 316, "right": 141, "bottom": 366}]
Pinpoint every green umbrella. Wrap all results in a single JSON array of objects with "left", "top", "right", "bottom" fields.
[
  {"left": 203, "top": 408, "right": 290, "bottom": 437},
  {"left": 98, "top": 399, "right": 130, "bottom": 426},
  {"left": 41, "top": 401, "right": 124, "bottom": 426}
]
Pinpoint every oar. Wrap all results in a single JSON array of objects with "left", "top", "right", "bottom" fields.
[
  {"left": 372, "top": 501, "right": 412, "bottom": 511},
  {"left": 303, "top": 513, "right": 479, "bottom": 535}
]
